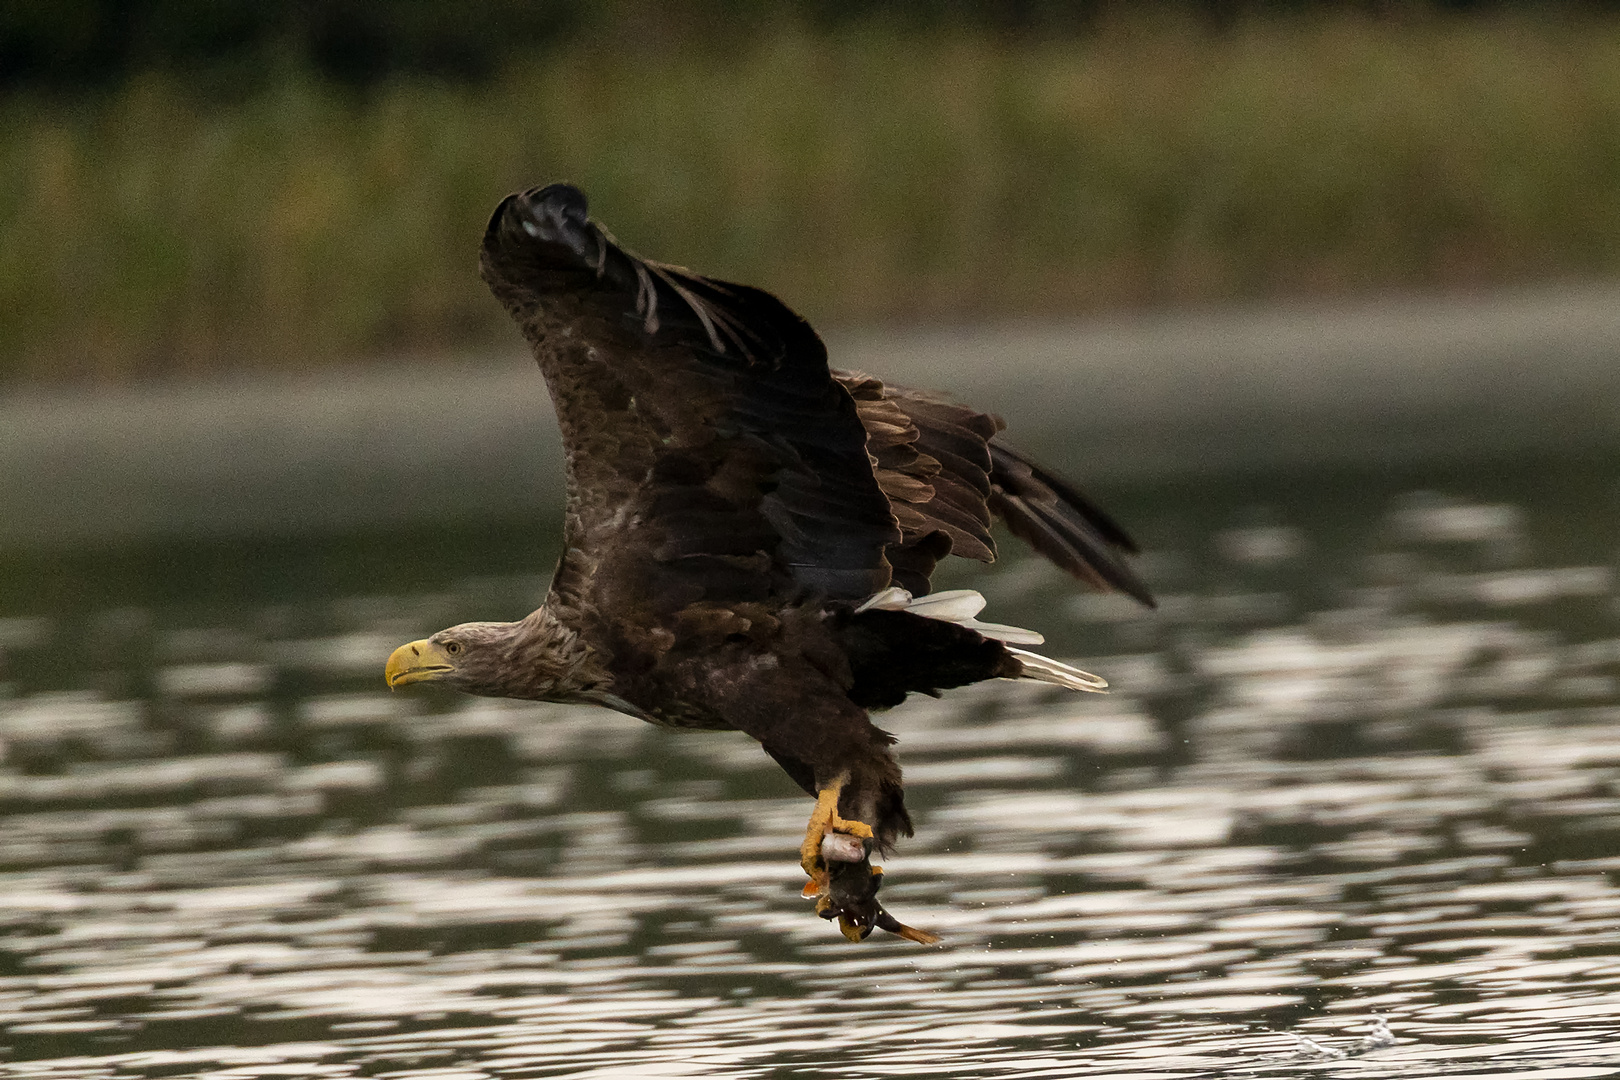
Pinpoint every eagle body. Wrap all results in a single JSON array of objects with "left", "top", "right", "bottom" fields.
[{"left": 387, "top": 184, "right": 1153, "bottom": 942}]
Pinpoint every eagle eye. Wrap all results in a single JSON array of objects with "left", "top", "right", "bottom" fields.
[{"left": 445, "top": 641, "right": 463, "bottom": 656}]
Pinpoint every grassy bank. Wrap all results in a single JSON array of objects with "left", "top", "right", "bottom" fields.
[{"left": 5, "top": 13, "right": 1620, "bottom": 382}]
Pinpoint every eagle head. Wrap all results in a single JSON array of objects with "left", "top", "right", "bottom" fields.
[
  {"left": 385, "top": 610, "right": 600, "bottom": 702},
  {"left": 385, "top": 622, "right": 522, "bottom": 696}
]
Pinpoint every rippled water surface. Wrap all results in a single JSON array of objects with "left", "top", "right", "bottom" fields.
[{"left": 4, "top": 457, "right": 1620, "bottom": 1077}]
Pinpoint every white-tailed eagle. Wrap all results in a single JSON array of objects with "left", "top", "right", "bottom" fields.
[{"left": 386, "top": 184, "right": 1154, "bottom": 943}]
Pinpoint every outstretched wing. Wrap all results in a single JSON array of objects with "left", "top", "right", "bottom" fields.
[
  {"left": 480, "top": 184, "right": 899, "bottom": 624},
  {"left": 838, "top": 372, "right": 1155, "bottom": 607}
]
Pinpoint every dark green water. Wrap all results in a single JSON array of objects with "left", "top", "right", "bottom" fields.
[{"left": 2, "top": 452, "right": 1620, "bottom": 1077}]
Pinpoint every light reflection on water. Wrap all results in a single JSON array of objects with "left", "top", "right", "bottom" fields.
[{"left": 2, "top": 464, "right": 1620, "bottom": 1077}]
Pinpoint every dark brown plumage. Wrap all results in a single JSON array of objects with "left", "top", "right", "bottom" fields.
[{"left": 385, "top": 183, "right": 1153, "bottom": 943}]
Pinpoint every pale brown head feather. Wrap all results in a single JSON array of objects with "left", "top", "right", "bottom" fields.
[{"left": 420, "top": 607, "right": 609, "bottom": 703}]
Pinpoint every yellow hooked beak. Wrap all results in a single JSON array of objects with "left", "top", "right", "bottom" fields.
[{"left": 386, "top": 638, "right": 455, "bottom": 688}]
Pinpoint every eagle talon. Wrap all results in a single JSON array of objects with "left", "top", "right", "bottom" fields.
[{"left": 799, "top": 776, "right": 875, "bottom": 880}]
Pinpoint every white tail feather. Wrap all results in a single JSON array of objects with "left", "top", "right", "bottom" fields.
[
  {"left": 854, "top": 586, "right": 911, "bottom": 613},
  {"left": 960, "top": 619, "right": 1046, "bottom": 645},
  {"left": 901, "top": 589, "right": 987, "bottom": 621},
  {"left": 854, "top": 587, "right": 1045, "bottom": 644},
  {"left": 1006, "top": 647, "right": 1109, "bottom": 693},
  {"left": 855, "top": 586, "right": 1108, "bottom": 691}
]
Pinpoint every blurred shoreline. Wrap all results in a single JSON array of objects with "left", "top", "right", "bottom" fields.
[
  {"left": 7, "top": 282, "right": 1620, "bottom": 550},
  {"left": 7, "top": 14, "right": 1620, "bottom": 381}
]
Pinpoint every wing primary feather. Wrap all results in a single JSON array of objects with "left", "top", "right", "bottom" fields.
[
  {"left": 989, "top": 442, "right": 1155, "bottom": 607},
  {"left": 648, "top": 264, "right": 727, "bottom": 355},
  {"left": 993, "top": 492, "right": 1115, "bottom": 593},
  {"left": 990, "top": 441, "right": 1141, "bottom": 556},
  {"left": 633, "top": 260, "right": 659, "bottom": 334}
]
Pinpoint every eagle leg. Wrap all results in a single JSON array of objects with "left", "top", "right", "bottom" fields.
[{"left": 798, "top": 775, "right": 873, "bottom": 885}]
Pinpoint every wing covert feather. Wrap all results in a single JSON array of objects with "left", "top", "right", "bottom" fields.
[{"left": 838, "top": 372, "right": 1154, "bottom": 607}]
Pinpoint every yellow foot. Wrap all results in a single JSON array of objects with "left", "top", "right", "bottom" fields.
[{"left": 798, "top": 774, "right": 874, "bottom": 880}]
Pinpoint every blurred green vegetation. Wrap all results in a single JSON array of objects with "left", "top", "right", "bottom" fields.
[{"left": 5, "top": 11, "right": 1620, "bottom": 381}]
